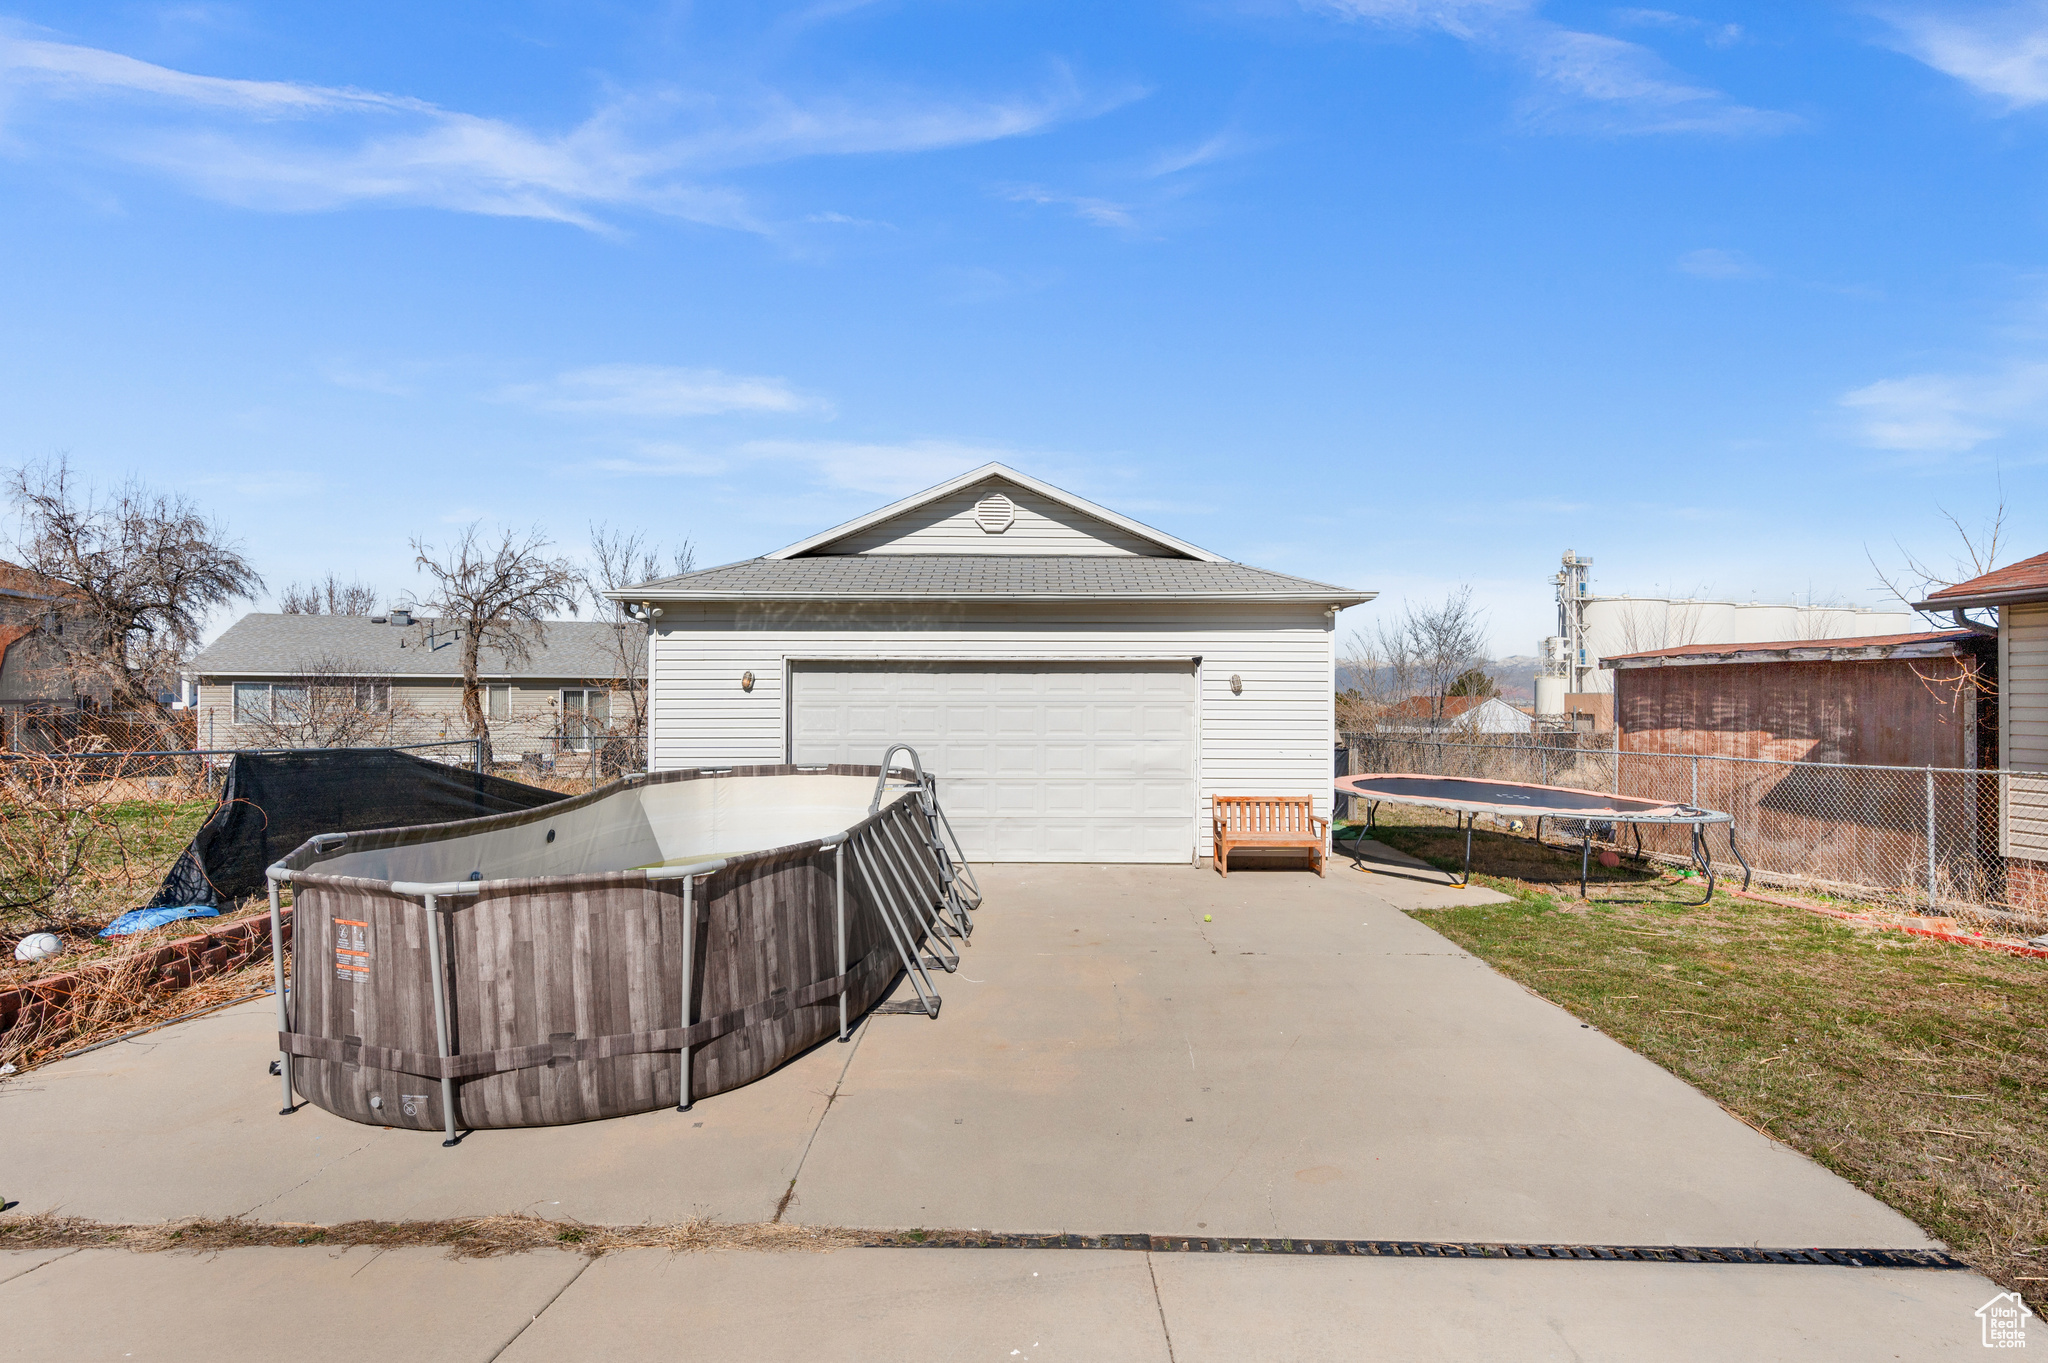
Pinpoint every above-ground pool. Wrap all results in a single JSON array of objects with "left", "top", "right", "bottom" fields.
[{"left": 266, "top": 756, "right": 976, "bottom": 1144}]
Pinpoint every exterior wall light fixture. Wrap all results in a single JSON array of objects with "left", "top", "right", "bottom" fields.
[
  {"left": 741, "top": 671, "right": 756, "bottom": 693},
  {"left": 1229, "top": 674, "right": 1243, "bottom": 695}
]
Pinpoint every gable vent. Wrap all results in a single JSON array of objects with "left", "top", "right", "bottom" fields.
[{"left": 973, "top": 492, "right": 1017, "bottom": 534}]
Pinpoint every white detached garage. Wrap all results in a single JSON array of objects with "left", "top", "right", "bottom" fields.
[{"left": 618, "top": 465, "right": 1373, "bottom": 864}]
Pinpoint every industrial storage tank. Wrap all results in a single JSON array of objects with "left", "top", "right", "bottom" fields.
[{"left": 1574, "top": 598, "right": 1916, "bottom": 693}]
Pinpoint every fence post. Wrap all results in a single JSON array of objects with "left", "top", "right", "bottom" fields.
[
  {"left": 1925, "top": 765, "right": 1938, "bottom": 911},
  {"left": 473, "top": 739, "right": 485, "bottom": 775}
]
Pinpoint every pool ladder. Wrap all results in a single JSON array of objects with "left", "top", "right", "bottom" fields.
[{"left": 845, "top": 745, "right": 982, "bottom": 1018}]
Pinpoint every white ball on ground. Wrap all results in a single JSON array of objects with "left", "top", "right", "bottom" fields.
[{"left": 13, "top": 932, "right": 63, "bottom": 963}]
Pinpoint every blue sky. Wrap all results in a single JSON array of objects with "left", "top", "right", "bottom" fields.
[{"left": 0, "top": 1, "right": 2043, "bottom": 653}]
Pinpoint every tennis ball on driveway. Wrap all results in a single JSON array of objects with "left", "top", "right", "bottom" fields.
[{"left": 1203, "top": 915, "right": 1212, "bottom": 922}]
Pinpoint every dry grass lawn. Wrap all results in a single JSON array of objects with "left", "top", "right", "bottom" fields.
[{"left": 1356, "top": 817, "right": 2048, "bottom": 1308}]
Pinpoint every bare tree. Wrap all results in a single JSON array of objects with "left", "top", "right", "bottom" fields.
[
  {"left": 1338, "top": 621, "right": 1415, "bottom": 733},
  {"left": 1869, "top": 486, "right": 2006, "bottom": 633},
  {"left": 1405, "top": 586, "right": 1489, "bottom": 724},
  {"left": 7, "top": 458, "right": 261, "bottom": 725},
  {"left": 232, "top": 654, "right": 418, "bottom": 749},
  {"left": 581, "top": 523, "right": 696, "bottom": 742},
  {"left": 1339, "top": 586, "right": 1489, "bottom": 730},
  {"left": 412, "top": 524, "right": 580, "bottom": 765},
  {"left": 279, "top": 574, "right": 379, "bottom": 616}
]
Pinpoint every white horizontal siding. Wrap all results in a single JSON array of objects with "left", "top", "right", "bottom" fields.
[
  {"left": 194, "top": 678, "right": 620, "bottom": 756},
  {"left": 2003, "top": 605, "right": 2048, "bottom": 857},
  {"left": 2010, "top": 775, "right": 2048, "bottom": 860},
  {"left": 820, "top": 479, "right": 1172, "bottom": 557},
  {"left": 647, "top": 601, "right": 1335, "bottom": 858}
]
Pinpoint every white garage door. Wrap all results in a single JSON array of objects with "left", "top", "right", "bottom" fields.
[{"left": 790, "top": 661, "right": 1197, "bottom": 863}]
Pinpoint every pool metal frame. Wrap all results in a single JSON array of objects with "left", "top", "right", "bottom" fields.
[
  {"left": 265, "top": 748, "right": 977, "bottom": 1148},
  {"left": 1335, "top": 774, "right": 1753, "bottom": 905}
]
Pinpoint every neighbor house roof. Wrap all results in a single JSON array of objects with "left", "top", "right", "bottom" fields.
[
  {"left": 1914, "top": 550, "right": 2048, "bottom": 612},
  {"left": 1382, "top": 695, "right": 1490, "bottom": 722},
  {"left": 1603, "top": 629, "right": 1978, "bottom": 669},
  {"left": 1372, "top": 695, "right": 1532, "bottom": 731},
  {"left": 0, "top": 560, "right": 76, "bottom": 603},
  {"left": 188, "top": 614, "right": 638, "bottom": 681},
  {"left": 616, "top": 555, "right": 1370, "bottom": 605}
]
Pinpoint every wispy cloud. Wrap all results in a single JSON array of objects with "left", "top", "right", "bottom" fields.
[
  {"left": 1880, "top": 6, "right": 2048, "bottom": 109},
  {"left": 1613, "top": 9, "right": 1744, "bottom": 48},
  {"left": 501, "top": 364, "right": 830, "bottom": 418},
  {"left": 0, "top": 30, "right": 1118, "bottom": 230},
  {"left": 1839, "top": 360, "right": 2048, "bottom": 455},
  {"left": 805, "top": 209, "right": 893, "bottom": 228},
  {"left": 320, "top": 361, "right": 416, "bottom": 396},
  {"left": 597, "top": 437, "right": 1047, "bottom": 497},
  {"left": 1677, "top": 247, "right": 1765, "bottom": 279},
  {"left": 736, "top": 438, "right": 1026, "bottom": 495},
  {"left": 931, "top": 264, "right": 1060, "bottom": 305},
  {"left": 995, "top": 183, "right": 1136, "bottom": 229},
  {"left": 1144, "top": 129, "right": 1258, "bottom": 177},
  {"left": 1303, "top": 1, "right": 1792, "bottom": 135}
]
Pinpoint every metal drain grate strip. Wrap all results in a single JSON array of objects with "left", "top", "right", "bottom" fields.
[{"left": 862, "top": 1232, "right": 1966, "bottom": 1268}]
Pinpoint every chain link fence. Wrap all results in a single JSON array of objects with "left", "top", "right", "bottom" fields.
[
  {"left": 1341, "top": 733, "right": 2048, "bottom": 920},
  {"left": 500, "top": 733, "right": 643, "bottom": 790}
]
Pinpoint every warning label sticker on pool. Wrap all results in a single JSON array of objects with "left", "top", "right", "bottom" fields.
[{"left": 334, "top": 919, "right": 369, "bottom": 983}]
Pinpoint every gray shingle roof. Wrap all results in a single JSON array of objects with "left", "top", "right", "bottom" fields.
[
  {"left": 189, "top": 614, "right": 637, "bottom": 680},
  {"left": 625, "top": 555, "right": 1369, "bottom": 603}
]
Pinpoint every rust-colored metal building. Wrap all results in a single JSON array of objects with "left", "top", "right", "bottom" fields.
[
  {"left": 1607, "top": 630, "right": 1994, "bottom": 769},
  {"left": 1603, "top": 630, "right": 1998, "bottom": 901}
]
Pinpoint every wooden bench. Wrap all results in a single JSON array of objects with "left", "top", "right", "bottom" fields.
[{"left": 1212, "top": 796, "right": 1328, "bottom": 878}]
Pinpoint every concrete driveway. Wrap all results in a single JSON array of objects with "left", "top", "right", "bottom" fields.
[{"left": 0, "top": 855, "right": 2005, "bottom": 1358}]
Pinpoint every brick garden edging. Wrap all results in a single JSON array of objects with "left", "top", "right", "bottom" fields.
[
  {"left": 1733, "top": 889, "right": 2048, "bottom": 961},
  {"left": 0, "top": 909, "right": 292, "bottom": 1039}
]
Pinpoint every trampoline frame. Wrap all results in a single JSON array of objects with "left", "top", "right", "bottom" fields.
[{"left": 1334, "top": 774, "right": 1752, "bottom": 904}]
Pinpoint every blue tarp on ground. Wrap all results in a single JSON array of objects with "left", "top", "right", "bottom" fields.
[{"left": 100, "top": 904, "right": 220, "bottom": 937}]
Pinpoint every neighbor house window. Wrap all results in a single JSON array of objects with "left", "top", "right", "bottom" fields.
[
  {"left": 486, "top": 685, "right": 510, "bottom": 721},
  {"left": 232, "top": 680, "right": 388, "bottom": 725},
  {"left": 271, "top": 685, "right": 308, "bottom": 723},
  {"left": 561, "top": 688, "right": 610, "bottom": 750},
  {"left": 232, "top": 683, "right": 271, "bottom": 724}
]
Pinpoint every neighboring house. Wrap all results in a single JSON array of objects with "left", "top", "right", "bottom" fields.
[
  {"left": 608, "top": 463, "right": 1373, "bottom": 864},
  {"left": 0, "top": 559, "right": 92, "bottom": 706},
  {"left": 186, "top": 612, "right": 641, "bottom": 759},
  {"left": 1916, "top": 551, "right": 2048, "bottom": 906},
  {"left": 1374, "top": 695, "right": 1535, "bottom": 735}
]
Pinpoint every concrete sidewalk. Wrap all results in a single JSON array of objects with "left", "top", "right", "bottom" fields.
[{"left": 0, "top": 1244, "right": 1999, "bottom": 1360}]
